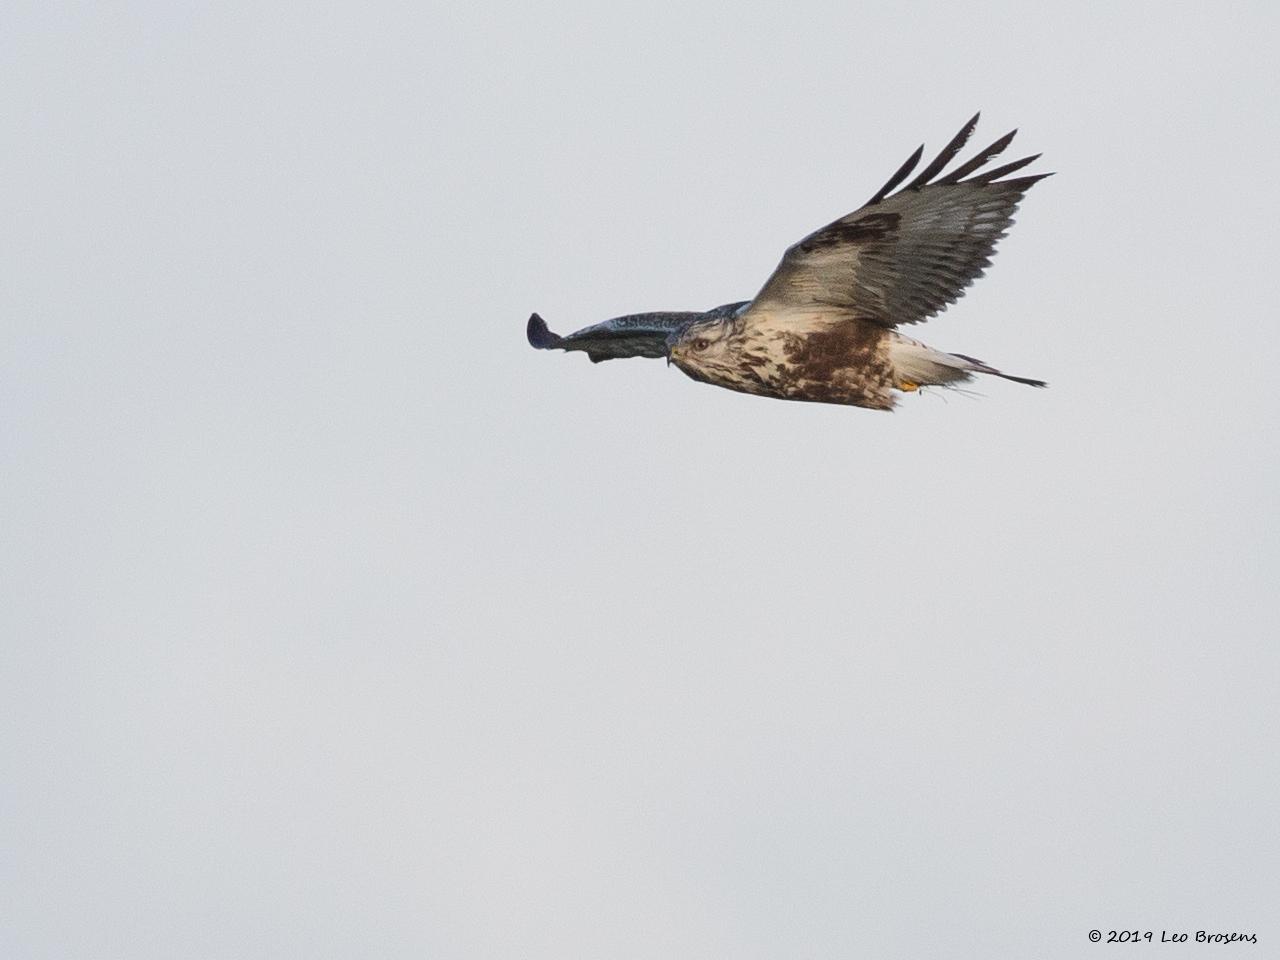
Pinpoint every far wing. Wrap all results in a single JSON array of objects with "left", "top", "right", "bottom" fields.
[
  {"left": 527, "top": 303, "right": 748, "bottom": 363},
  {"left": 526, "top": 312, "right": 692, "bottom": 362},
  {"left": 746, "top": 114, "right": 1051, "bottom": 328}
]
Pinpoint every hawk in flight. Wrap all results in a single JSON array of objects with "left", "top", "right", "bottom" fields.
[{"left": 527, "top": 114, "right": 1049, "bottom": 411}]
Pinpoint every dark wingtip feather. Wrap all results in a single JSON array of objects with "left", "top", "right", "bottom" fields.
[
  {"left": 869, "top": 118, "right": 1048, "bottom": 202},
  {"left": 998, "top": 171, "right": 1055, "bottom": 191},
  {"left": 904, "top": 113, "right": 981, "bottom": 191},
  {"left": 969, "top": 152, "right": 1042, "bottom": 183},
  {"left": 867, "top": 143, "right": 924, "bottom": 205},
  {"left": 527, "top": 312, "right": 562, "bottom": 349},
  {"left": 938, "top": 129, "right": 1018, "bottom": 184}
]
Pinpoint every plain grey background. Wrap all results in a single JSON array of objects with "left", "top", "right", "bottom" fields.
[{"left": 3, "top": 1, "right": 1278, "bottom": 957}]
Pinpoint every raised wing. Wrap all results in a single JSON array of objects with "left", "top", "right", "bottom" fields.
[
  {"left": 746, "top": 114, "right": 1050, "bottom": 328},
  {"left": 528, "top": 303, "right": 747, "bottom": 363}
]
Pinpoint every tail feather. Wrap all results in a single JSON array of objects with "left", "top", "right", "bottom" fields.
[
  {"left": 951, "top": 353, "right": 1047, "bottom": 388},
  {"left": 887, "top": 334, "right": 1046, "bottom": 391}
]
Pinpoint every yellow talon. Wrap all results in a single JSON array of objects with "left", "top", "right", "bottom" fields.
[{"left": 899, "top": 381, "right": 919, "bottom": 392}]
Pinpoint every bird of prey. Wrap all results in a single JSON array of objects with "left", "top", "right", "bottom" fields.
[{"left": 527, "top": 114, "right": 1049, "bottom": 411}]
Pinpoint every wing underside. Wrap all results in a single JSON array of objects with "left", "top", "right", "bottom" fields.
[
  {"left": 745, "top": 113, "right": 1051, "bottom": 329},
  {"left": 527, "top": 304, "right": 747, "bottom": 363},
  {"left": 527, "top": 312, "right": 693, "bottom": 363}
]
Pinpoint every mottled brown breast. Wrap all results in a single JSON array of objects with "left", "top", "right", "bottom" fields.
[
  {"left": 772, "top": 318, "right": 896, "bottom": 409},
  {"left": 678, "top": 316, "right": 897, "bottom": 411}
]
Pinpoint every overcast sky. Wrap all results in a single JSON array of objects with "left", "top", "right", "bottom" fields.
[{"left": 3, "top": 2, "right": 1278, "bottom": 957}]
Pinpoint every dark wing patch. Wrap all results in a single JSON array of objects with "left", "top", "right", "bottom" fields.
[
  {"left": 747, "top": 114, "right": 1052, "bottom": 328},
  {"left": 796, "top": 212, "right": 900, "bottom": 252}
]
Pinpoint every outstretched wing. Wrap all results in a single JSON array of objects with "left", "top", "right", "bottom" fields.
[
  {"left": 746, "top": 114, "right": 1050, "bottom": 328},
  {"left": 526, "top": 312, "right": 691, "bottom": 363},
  {"left": 527, "top": 303, "right": 748, "bottom": 363}
]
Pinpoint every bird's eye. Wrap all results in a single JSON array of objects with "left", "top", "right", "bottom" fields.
[{"left": 692, "top": 338, "right": 710, "bottom": 351}]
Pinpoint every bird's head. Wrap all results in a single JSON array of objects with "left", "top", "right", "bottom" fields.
[{"left": 667, "top": 310, "right": 741, "bottom": 379}]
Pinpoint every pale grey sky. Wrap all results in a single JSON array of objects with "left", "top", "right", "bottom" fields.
[{"left": 3, "top": 1, "right": 1278, "bottom": 957}]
